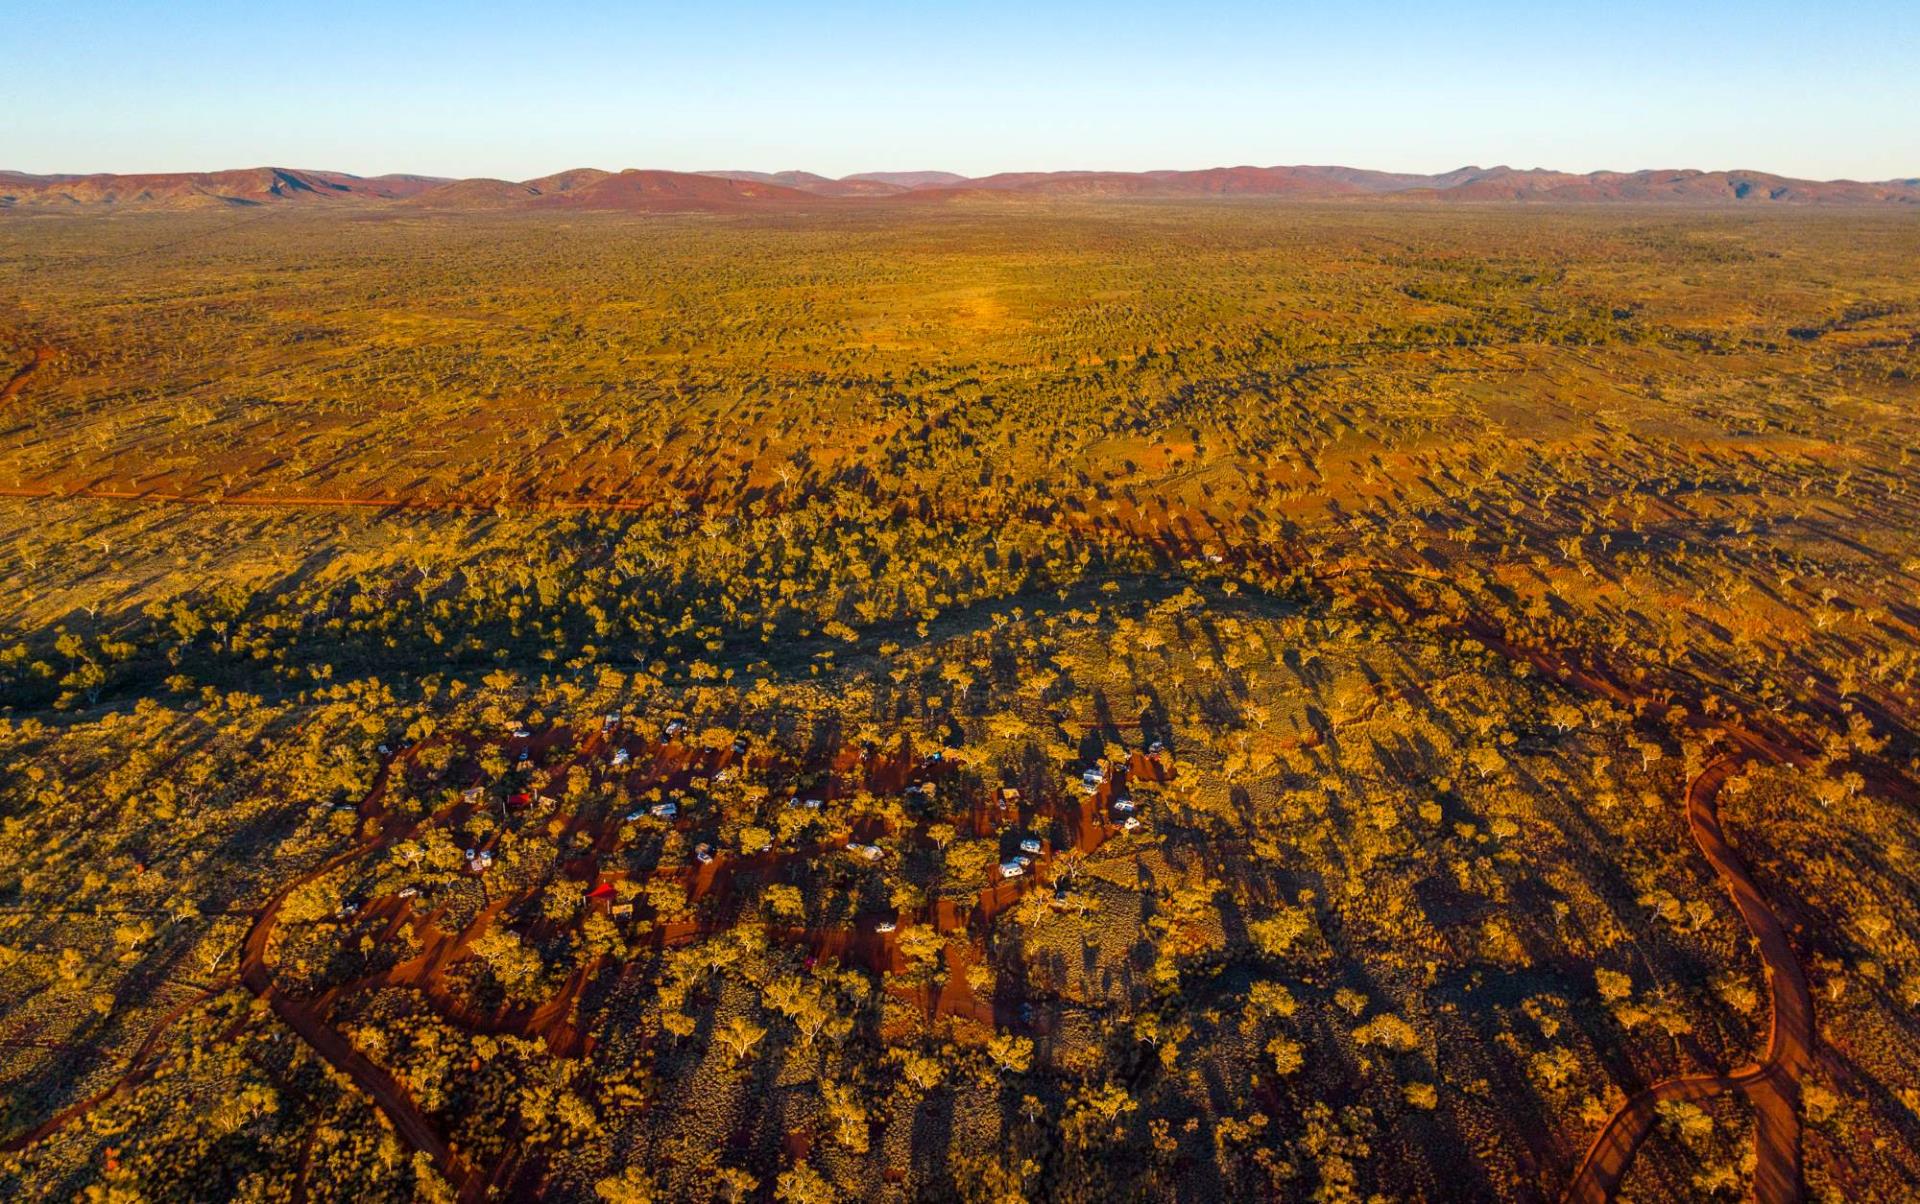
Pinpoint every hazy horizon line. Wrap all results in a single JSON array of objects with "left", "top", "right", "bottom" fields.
[{"left": 6, "top": 160, "right": 1916, "bottom": 185}]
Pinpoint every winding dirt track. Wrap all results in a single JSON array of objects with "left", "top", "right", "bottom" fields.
[
  {"left": 1285, "top": 549, "right": 1822, "bottom": 1203},
  {"left": 1563, "top": 754, "right": 1813, "bottom": 1203},
  {"left": 0, "top": 347, "right": 51, "bottom": 406},
  {"left": 236, "top": 757, "right": 483, "bottom": 1200},
  {"left": 0, "top": 979, "right": 232, "bottom": 1154}
]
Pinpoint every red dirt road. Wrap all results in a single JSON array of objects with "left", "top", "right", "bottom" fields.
[
  {"left": 1563, "top": 754, "right": 1812, "bottom": 1203},
  {"left": 237, "top": 756, "right": 482, "bottom": 1199},
  {"left": 0, "top": 980, "right": 232, "bottom": 1154},
  {"left": 0, "top": 347, "right": 52, "bottom": 406}
]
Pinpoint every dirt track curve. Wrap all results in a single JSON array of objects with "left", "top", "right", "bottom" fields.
[
  {"left": 0, "top": 979, "right": 233, "bottom": 1155},
  {"left": 0, "top": 347, "right": 52, "bottom": 406},
  {"left": 1563, "top": 753, "right": 1813, "bottom": 1203},
  {"left": 237, "top": 755, "right": 484, "bottom": 1200}
]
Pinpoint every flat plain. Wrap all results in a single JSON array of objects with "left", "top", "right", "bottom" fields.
[{"left": 1, "top": 199, "right": 1918, "bottom": 1202}]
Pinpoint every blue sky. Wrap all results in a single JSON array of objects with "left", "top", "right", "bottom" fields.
[{"left": 4, "top": 1, "right": 1916, "bottom": 180}]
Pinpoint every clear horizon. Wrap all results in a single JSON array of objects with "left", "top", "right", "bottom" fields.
[
  {"left": 9, "top": 162, "right": 1919, "bottom": 186},
  {"left": 4, "top": 1, "right": 1917, "bottom": 182}
]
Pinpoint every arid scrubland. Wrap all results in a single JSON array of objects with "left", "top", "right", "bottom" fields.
[{"left": 1, "top": 201, "right": 1917, "bottom": 1202}]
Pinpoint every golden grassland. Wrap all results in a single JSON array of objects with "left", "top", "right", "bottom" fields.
[{"left": 0, "top": 201, "right": 1918, "bottom": 1202}]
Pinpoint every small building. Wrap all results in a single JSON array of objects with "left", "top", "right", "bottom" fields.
[
  {"left": 1019, "top": 837, "right": 1044, "bottom": 855},
  {"left": 998, "top": 861, "right": 1026, "bottom": 879},
  {"left": 610, "top": 902, "right": 635, "bottom": 920},
  {"left": 649, "top": 801, "right": 678, "bottom": 820},
  {"left": 997, "top": 787, "right": 1021, "bottom": 808}
]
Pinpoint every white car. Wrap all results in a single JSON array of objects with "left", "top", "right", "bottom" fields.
[
  {"left": 511, "top": 727, "right": 531, "bottom": 739},
  {"left": 1122, "top": 816, "right": 1141, "bottom": 832}
]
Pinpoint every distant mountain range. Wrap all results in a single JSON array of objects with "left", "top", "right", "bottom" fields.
[{"left": 5, "top": 164, "right": 1916, "bottom": 211}]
